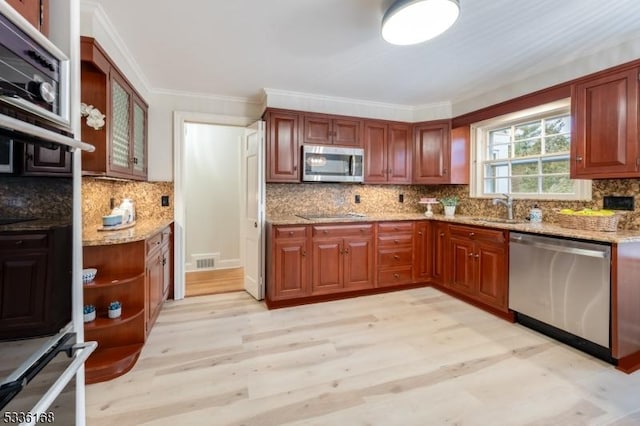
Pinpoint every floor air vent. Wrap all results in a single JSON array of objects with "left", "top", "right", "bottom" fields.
[{"left": 196, "top": 257, "right": 215, "bottom": 269}]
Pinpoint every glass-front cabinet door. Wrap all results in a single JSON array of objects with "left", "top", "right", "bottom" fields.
[
  {"left": 110, "top": 72, "right": 131, "bottom": 174},
  {"left": 132, "top": 97, "right": 147, "bottom": 177}
]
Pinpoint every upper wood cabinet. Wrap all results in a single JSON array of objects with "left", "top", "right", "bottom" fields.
[
  {"left": 302, "top": 113, "right": 360, "bottom": 147},
  {"left": 265, "top": 110, "right": 300, "bottom": 183},
  {"left": 363, "top": 120, "right": 411, "bottom": 184},
  {"left": 571, "top": 66, "right": 639, "bottom": 179},
  {"left": 80, "top": 37, "right": 148, "bottom": 181},
  {"left": 22, "top": 143, "right": 71, "bottom": 176},
  {"left": 413, "top": 120, "right": 451, "bottom": 184},
  {"left": 5, "top": 0, "right": 49, "bottom": 36}
]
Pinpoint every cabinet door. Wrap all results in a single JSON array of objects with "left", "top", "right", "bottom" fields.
[
  {"left": 0, "top": 251, "right": 49, "bottom": 339},
  {"left": 571, "top": 67, "right": 639, "bottom": 178},
  {"left": 311, "top": 239, "right": 343, "bottom": 294},
  {"left": 272, "top": 239, "right": 309, "bottom": 300},
  {"left": 474, "top": 241, "right": 508, "bottom": 311},
  {"left": 267, "top": 111, "right": 300, "bottom": 182},
  {"left": 146, "top": 252, "right": 163, "bottom": 332},
  {"left": 432, "top": 222, "right": 448, "bottom": 285},
  {"left": 413, "top": 122, "right": 451, "bottom": 184},
  {"left": 303, "top": 115, "right": 332, "bottom": 145},
  {"left": 6, "top": 0, "right": 48, "bottom": 35},
  {"left": 449, "top": 236, "right": 475, "bottom": 295},
  {"left": 413, "top": 221, "right": 432, "bottom": 282},
  {"left": 23, "top": 143, "right": 71, "bottom": 176},
  {"left": 109, "top": 72, "right": 132, "bottom": 175},
  {"left": 387, "top": 124, "right": 411, "bottom": 183},
  {"left": 363, "top": 121, "right": 388, "bottom": 183},
  {"left": 333, "top": 119, "right": 361, "bottom": 147},
  {"left": 343, "top": 236, "right": 374, "bottom": 290},
  {"left": 132, "top": 96, "right": 147, "bottom": 178},
  {"left": 161, "top": 242, "right": 171, "bottom": 300}
]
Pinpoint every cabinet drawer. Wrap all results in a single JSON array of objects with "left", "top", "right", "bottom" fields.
[
  {"left": 378, "top": 247, "right": 413, "bottom": 267},
  {"left": 448, "top": 225, "right": 506, "bottom": 244},
  {"left": 146, "top": 233, "right": 163, "bottom": 253},
  {"left": 378, "top": 267, "right": 413, "bottom": 286},
  {"left": 378, "top": 222, "right": 413, "bottom": 234},
  {"left": 312, "top": 224, "right": 373, "bottom": 238},
  {"left": 275, "top": 226, "right": 307, "bottom": 239},
  {"left": 0, "top": 233, "right": 48, "bottom": 250},
  {"left": 378, "top": 234, "right": 413, "bottom": 247}
]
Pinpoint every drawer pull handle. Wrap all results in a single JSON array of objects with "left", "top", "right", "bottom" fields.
[
  {"left": 418, "top": 231, "right": 423, "bottom": 236},
  {"left": 393, "top": 255, "right": 400, "bottom": 260},
  {"left": 288, "top": 231, "right": 294, "bottom": 236},
  {"left": 439, "top": 232, "right": 445, "bottom": 237},
  {"left": 15, "top": 240, "right": 23, "bottom": 245},
  {"left": 474, "top": 254, "right": 480, "bottom": 258},
  {"left": 393, "top": 273, "right": 400, "bottom": 279},
  {"left": 468, "top": 253, "right": 474, "bottom": 257},
  {"left": 469, "top": 232, "right": 475, "bottom": 237},
  {"left": 394, "top": 239, "right": 399, "bottom": 244}
]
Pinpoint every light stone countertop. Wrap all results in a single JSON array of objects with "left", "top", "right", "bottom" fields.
[
  {"left": 83, "top": 218, "right": 174, "bottom": 247},
  {"left": 267, "top": 213, "right": 640, "bottom": 244}
]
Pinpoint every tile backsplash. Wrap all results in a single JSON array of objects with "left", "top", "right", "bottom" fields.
[
  {"left": 0, "top": 177, "right": 72, "bottom": 219},
  {"left": 82, "top": 178, "right": 174, "bottom": 226},
  {"left": 267, "top": 179, "right": 640, "bottom": 230}
]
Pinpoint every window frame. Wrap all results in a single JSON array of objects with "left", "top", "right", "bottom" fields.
[{"left": 470, "top": 99, "right": 591, "bottom": 201}]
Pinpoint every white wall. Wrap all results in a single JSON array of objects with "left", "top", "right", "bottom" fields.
[{"left": 184, "top": 123, "right": 245, "bottom": 271}]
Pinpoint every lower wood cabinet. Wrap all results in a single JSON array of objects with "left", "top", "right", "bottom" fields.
[
  {"left": 377, "top": 221, "right": 414, "bottom": 287},
  {"left": 432, "top": 221, "right": 449, "bottom": 285},
  {"left": 267, "top": 225, "right": 310, "bottom": 301},
  {"left": 83, "top": 223, "right": 172, "bottom": 384},
  {"left": 311, "top": 224, "right": 374, "bottom": 294},
  {"left": 447, "top": 224, "right": 508, "bottom": 312}
]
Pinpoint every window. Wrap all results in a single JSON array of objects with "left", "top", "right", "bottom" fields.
[{"left": 470, "top": 100, "right": 591, "bottom": 200}]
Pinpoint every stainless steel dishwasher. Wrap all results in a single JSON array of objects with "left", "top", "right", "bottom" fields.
[{"left": 509, "top": 232, "right": 612, "bottom": 360}]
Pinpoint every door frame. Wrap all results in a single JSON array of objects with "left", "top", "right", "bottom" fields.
[{"left": 173, "top": 111, "right": 255, "bottom": 300}]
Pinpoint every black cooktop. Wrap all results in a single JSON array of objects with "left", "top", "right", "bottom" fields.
[{"left": 0, "top": 217, "right": 37, "bottom": 226}]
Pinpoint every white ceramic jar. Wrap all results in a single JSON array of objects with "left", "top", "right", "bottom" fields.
[{"left": 119, "top": 198, "right": 135, "bottom": 224}]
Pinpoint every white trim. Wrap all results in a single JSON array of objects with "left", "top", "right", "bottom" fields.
[
  {"left": 153, "top": 88, "right": 262, "bottom": 105},
  {"left": 173, "top": 111, "right": 254, "bottom": 300}
]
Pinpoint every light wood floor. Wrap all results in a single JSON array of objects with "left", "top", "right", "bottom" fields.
[
  {"left": 185, "top": 267, "right": 244, "bottom": 297},
  {"left": 85, "top": 288, "right": 640, "bottom": 425}
]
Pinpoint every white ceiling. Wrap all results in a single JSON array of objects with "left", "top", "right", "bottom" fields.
[{"left": 95, "top": 0, "right": 640, "bottom": 108}]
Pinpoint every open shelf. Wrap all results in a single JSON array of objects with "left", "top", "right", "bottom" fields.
[
  {"left": 83, "top": 308, "right": 144, "bottom": 331},
  {"left": 82, "top": 271, "right": 145, "bottom": 289},
  {"left": 85, "top": 344, "right": 144, "bottom": 384}
]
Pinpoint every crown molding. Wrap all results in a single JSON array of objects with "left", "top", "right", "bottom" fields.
[
  {"left": 80, "top": 0, "right": 153, "bottom": 96},
  {"left": 152, "top": 88, "right": 263, "bottom": 105}
]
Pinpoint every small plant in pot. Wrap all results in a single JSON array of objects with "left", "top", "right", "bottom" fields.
[
  {"left": 439, "top": 197, "right": 459, "bottom": 217},
  {"left": 83, "top": 305, "right": 96, "bottom": 323},
  {"left": 108, "top": 301, "right": 122, "bottom": 319}
]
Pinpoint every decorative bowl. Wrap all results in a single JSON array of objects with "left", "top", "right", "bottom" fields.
[
  {"left": 102, "top": 214, "right": 123, "bottom": 227},
  {"left": 82, "top": 268, "right": 97, "bottom": 284}
]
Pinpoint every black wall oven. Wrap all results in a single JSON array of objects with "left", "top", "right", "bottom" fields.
[{"left": 0, "top": 4, "right": 95, "bottom": 425}]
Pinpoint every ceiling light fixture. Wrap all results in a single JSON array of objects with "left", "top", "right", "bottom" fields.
[{"left": 381, "top": 0, "right": 460, "bottom": 46}]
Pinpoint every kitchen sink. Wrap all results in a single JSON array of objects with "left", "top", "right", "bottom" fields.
[{"left": 297, "top": 213, "right": 367, "bottom": 220}]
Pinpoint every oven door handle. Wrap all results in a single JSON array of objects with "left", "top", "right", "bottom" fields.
[
  {"left": 24, "top": 341, "right": 97, "bottom": 426},
  {"left": 0, "top": 113, "right": 95, "bottom": 152}
]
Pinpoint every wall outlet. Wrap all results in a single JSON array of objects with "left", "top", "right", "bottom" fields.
[
  {"left": 355, "top": 194, "right": 361, "bottom": 204},
  {"left": 161, "top": 195, "right": 170, "bottom": 207},
  {"left": 399, "top": 193, "right": 404, "bottom": 203}
]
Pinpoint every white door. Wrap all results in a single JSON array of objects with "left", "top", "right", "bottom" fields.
[{"left": 243, "top": 120, "right": 265, "bottom": 300}]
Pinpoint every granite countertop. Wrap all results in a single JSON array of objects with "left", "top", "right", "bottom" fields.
[
  {"left": 0, "top": 218, "right": 72, "bottom": 232},
  {"left": 267, "top": 213, "right": 640, "bottom": 244},
  {"left": 83, "top": 218, "right": 174, "bottom": 246}
]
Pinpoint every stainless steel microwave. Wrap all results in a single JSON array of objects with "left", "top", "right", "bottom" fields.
[{"left": 302, "top": 144, "right": 364, "bottom": 183}]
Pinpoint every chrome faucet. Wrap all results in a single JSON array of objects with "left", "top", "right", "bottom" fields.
[{"left": 492, "top": 193, "right": 514, "bottom": 220}]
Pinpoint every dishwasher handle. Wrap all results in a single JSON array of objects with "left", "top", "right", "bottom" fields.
[{"left": 510, "top": 235, "right": 610, "bottom": 259}]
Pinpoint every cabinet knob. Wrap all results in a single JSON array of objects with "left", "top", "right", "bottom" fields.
[
  {"left": 393, "top": 255, "right": 400, "bottom": 260},
  {"left": 344, "top": 249, "right": 349, "bottom": 255},
  {"left": 15, "top": 240, "right": 23, "bottom": 245},
  {"left": 576, "top": 156, "right": 583, "bottom": 162},
  {"left": 418, "top": 231, "right": 423, "bottom": 236},
  {"left": 393, "top": 273, "right": 400, "bottom": 279},
  {"left": 474, "top": 254, "right": 480, "bottom": 259},
  {"left": 439, "top": 232, "right": 445, "bottom": 237},
  {"left": 468, "top": 253, "right": 474, "bottom": 257},
  {"left": 302, "top": 250, "right": 306, "bottom": 257},
  {"left": 469, "top": 232, "right": 475, "bottom": 237},
  {"left": 323, "top": 230, "right": 328, "bottom": 234},
  {"left": 443, "top": 168, "right": 448, "bottom": 175},
  {"left": 288, "top": 231, "right": 294, "bottom": 236},
  {"left": 293, "top": 166, "right": 297, "bottom": 171}
]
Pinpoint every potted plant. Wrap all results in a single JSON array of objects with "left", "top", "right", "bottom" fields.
[
  {"left": 439, "top": 196, "right": 459, "bottom": 217},
  {"left": 83, "top": 305, "right": 96, "bottom": 323},
  {"left": 108, "top": 301, "right": 122, "bottom": 319}
]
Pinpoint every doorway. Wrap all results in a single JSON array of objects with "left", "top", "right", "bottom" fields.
[
  {"left": 173, "top": 112, "right": 258, "bottom": 300},
  {"left": 183, "top": 122, "right": 245, "bottom": 296}
]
